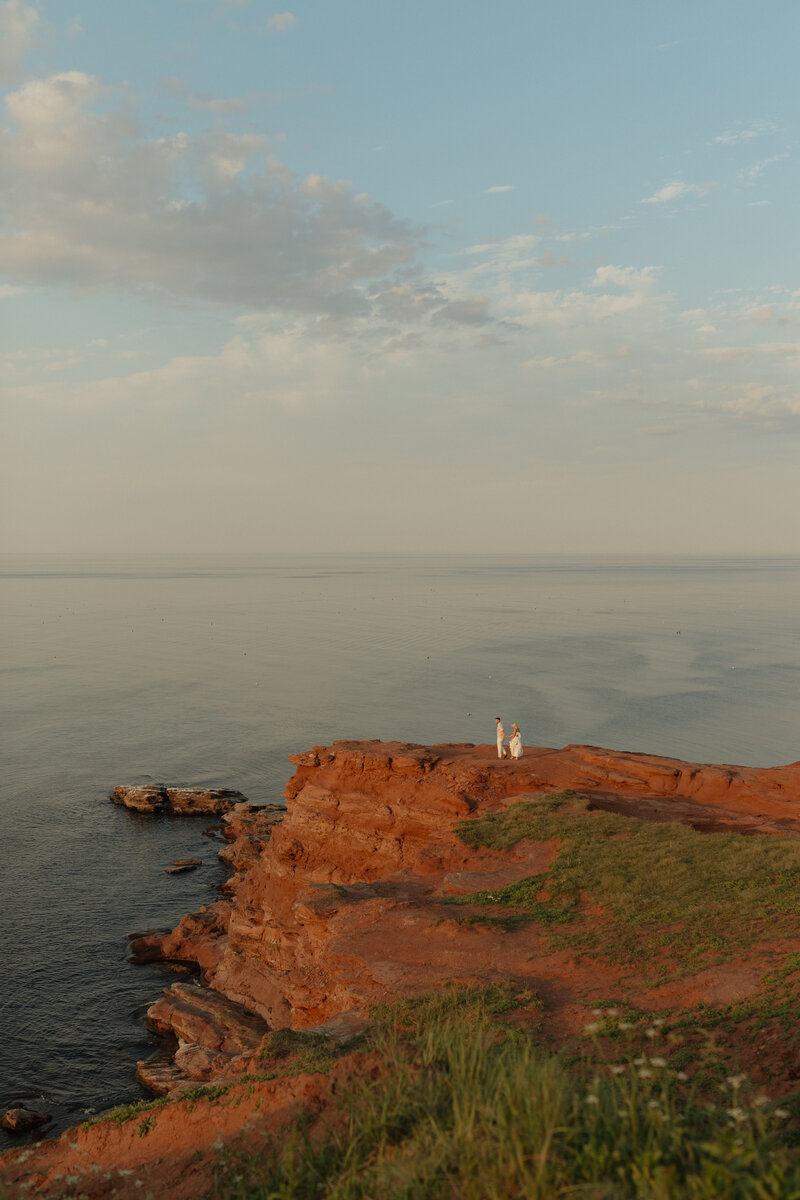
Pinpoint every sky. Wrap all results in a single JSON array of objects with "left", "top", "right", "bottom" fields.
[{"left": 2, "top": 0, "right": 799, "bottom": 554}]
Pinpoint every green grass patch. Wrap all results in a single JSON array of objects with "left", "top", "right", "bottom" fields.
[
  {"left": 211, "top": 985, "right": 800, "bottom": 1200},
  {"left": 258, "top": 1028, "right": 342, "bottom": 1076},
  {"left": 80, "top": 1095, "right": 170, "bottom": 1131},
  {"left": 446, "top": 791, "right": 800, "bottom": 977}
]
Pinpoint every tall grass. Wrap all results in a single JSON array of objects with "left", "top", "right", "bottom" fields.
[{"left": 211, "top": 986, "right": 800, "bottom": 1199}]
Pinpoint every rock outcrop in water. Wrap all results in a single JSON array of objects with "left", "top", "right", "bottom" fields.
[
  {"left": 5, "top": 740, "right": 800, "bottom": 1198},
  {"left": 110, "top": 785, "right": 249, "bottom": 816}
]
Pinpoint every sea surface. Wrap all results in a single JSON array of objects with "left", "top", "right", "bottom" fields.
[{"left": 3, "top": 552, "right": 800, "bottom": 1144}]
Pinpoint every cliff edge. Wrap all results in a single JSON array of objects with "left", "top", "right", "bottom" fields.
[{"left": 4, "top": 739, "right": 800, "bottom": 1198}]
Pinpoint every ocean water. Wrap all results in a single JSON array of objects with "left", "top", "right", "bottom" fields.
[{"left": 2, "top": 552, "right": 800, "bottom": 1144}]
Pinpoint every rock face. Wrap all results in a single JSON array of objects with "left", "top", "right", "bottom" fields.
[
  {"left": 137, "top": 980, "right": 269, "bottom": 1093},
  {"left": 110, "top": 785, "right": 249, "bottom": 816},
  {"left": 129, "top": 739, "right": 800, "bottom": 1091}
]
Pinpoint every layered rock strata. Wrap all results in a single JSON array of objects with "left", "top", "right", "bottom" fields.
[{"left": 133, "top": 740, "right": 800, "bottom": 1092}]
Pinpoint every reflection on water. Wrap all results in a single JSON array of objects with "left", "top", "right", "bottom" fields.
[{"left": 2, "top": 553, "right": 800, "bottom": 1141}]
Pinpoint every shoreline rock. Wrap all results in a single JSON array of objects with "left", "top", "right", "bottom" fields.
[{"left": 110, "top": 785, "right": 249, "bottom": 816}]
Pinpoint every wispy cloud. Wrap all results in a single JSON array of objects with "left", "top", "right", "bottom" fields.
[
  {"left": 712, "top": 120, "right": 777, "bottom": 146},
  {"left": 483, "top": 185, "right": 515, "bottom": 194},
  {"left": 266, "top": 12, "right": 298, "bottom": 32},
  {"left": 0, "top": 0, "right": 40, "bottom": 85},
  {"left": 738, "top": 152, "right": 789, "bottom": 187},
  {"left": 640, "top": 179, "right": 715, "bottom": 205}
]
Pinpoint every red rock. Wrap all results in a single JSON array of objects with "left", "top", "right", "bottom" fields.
[
  {"left": 1, "top": 1107, "right": 49, "bottom": 1132},
  {"left": 110, "top": 785, "right": 249, "bottom": 816},
  {"left": 166, "top": 860, "right": 202, "bottom": 874}
]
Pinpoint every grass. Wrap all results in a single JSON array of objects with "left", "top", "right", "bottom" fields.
[
  {"left": 257, "top": 1028, "right": 344, "bottom": 1077},
  {"left": 444, "top": 791, "right": 800, "bottom": 978},
  {"left": 210, "top": 983, "right": 800, "bottom": 1200}
]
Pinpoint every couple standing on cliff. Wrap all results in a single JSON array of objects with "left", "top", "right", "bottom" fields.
[{"left": 495, "top": 717, "right": 523, "bottom": 760}]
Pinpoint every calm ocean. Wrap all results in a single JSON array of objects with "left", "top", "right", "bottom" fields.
[{"left": 3, "top": 552, "right": 800, "bottom": 1143}]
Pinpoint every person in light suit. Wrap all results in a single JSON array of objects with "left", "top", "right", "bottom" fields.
[{"left": 495, "top": 717, "right": 508, "bottom": 759}]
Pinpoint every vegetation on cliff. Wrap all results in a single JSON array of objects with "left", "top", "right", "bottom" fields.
[
  {"left": 448, "top": 790, "right": 800, "bottom": 978},
  {"left": 211, "top": 983, "right": 800, "bottom": 1200}
]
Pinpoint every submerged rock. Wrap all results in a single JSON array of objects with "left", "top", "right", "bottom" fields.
[
  {"left": 1, "top": 1107, "right": 49, "bottom": 1132},
  {"left": 166, "top": 859, "right": 202, "bottom": 874}
]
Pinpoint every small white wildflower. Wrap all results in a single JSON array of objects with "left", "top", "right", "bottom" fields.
[
  {"left": 633, "top": 1057, "right": 647, "bottom": 1066},
  {"left": 754, "top": 1094, "right": 771, "bottom": 1107},
  {"left": 676, "top": 1072, "right": 688, "bottom": 1081},
  {"left": 638, "top": 1068, "right": 653, "bottom": 1079},
  {"left": 617, "top": 1021, "right": 633, "bottom": 1030},
  {"left": 586, "top": 1093, "right": 599, "bottom": 1105},
  {"left": 583, "top": 1022, "right": 601, "bottom": 1035},
  {"left": 118, "top": 1169, "right": 135, "bottom": 1177},
  {"left": 727, "top": 1107, "right": 747, "bottom": 1123},
  {"left": 651, "top": 1018, "right": 665, "bottom": 1027},
  {"left": 774, "top": 1108, "right": 790, "bottom": 1120},
  {"left": 648, "top": 1099, "right": 661, "bottom": 1109},
  {"left": 650, "top": 1057, "right": 667, "bottom": 1068},
  {"left": 591, "top": 1008, "right": 604, "bottom": 1016},
  {"left": 611, "top": 1065, "right": 626, "bottom": 1076},
  {"left": 727, "top": 1074, "right": 747, "bottom": 1089},
  {"left": 606, "top": 1007, "right": 620, "bottom": 1017},
  {"left": 645, "top": 1028, "right": 658, "bottom": 1039}
]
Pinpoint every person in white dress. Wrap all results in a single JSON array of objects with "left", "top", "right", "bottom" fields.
[
  {"left": 495, "top": 717, "right": 508, "bottom": 759},
  {"left": 509, "top": 722, "right": 523, "bottom": 759}
]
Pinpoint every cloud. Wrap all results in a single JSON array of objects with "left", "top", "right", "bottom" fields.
[
  {"left": 504, "top": 264, "right": 661, "bottom": 331},
  {"left": 640, "top": 179, "right": 714, "bottom": 205},
  {"left": 0, "top": 71, "right": 420, "bottom": 318},
  {"left": 431, "top": 199, "right": 453, "bottom": 208},
  {"left": 434, "top": 296, "right": 491, "bottom": 326},
  {"left": 636, "top": 423, "right": 681, "bottom": 436},
  {"left": 161, "top": 75, "right": 251, "bottom": 114},
  {"left": 738, "top": 152, "right": 789, "bottom": 186},
  {"left": 712, "top": 120, "right": 777, "bottom": 146},
  {"left": 0, "top": 0, "right": 40, "bottom": 85},
  {"left": 266, "top": 12, "right": 298, "bottom": 32},
  {"left": 483, "top": 184, "right": 515, "bottom": 194},
  {"left": 696, "top": 383, "right": 800, "bottom": 425},
  {"left": 538, "top": 252, "right": 569, "bottom": 266}
]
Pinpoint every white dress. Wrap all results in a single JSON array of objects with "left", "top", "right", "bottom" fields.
[{"left": 509, "top": 730, "right": 523, "bottom": 759}]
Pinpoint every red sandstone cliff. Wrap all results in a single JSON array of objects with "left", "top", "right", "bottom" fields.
[
  {"left": 125, "top": 739, "right": 800, "bottom": 1093},
  {"left": 5, "top": 739, "right": 800, "bottom": 1198}
]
